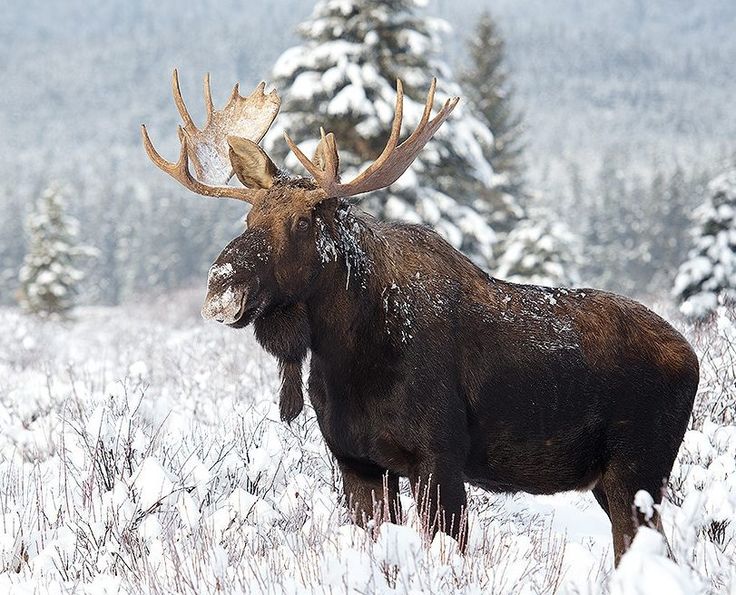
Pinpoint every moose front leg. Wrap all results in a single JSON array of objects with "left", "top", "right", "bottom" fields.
[
  {"left": 410, "top": 463, "right": 468, "bottom": 550},
  {"left": 339, "top": 461, "right": 402, "bottom": 527}
]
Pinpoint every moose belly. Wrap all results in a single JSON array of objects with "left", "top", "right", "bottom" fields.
[
  {"left": 464, "top": 424, "right": 605, "bottom": 494},
  {"left": 463, "top": 343, "right": 609, "bottom": 495},
  {"left": 313, "top": 367, "right": 463, "bottom": 477},
  {"left": 316, "top": 399, "right": 424, "bottom": 476}
]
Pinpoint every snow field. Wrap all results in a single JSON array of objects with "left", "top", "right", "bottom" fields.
[{"left": 0, "top": 291, "right": 734, "bottom": 593}]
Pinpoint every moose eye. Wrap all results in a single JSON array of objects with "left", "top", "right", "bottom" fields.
[{"left": 296, "top": 217, "right": 310, "bottom": 233}]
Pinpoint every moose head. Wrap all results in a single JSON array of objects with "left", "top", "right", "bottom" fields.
[{"left": 141, "top": 71, "right": 458, "bottom": 329}]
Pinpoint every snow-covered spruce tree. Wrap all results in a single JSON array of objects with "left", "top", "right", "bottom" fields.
[
  {"left": 461, "top": 10, "right": 526, "bottom": 201},
  {"left": 18, "top": 184, "right": 84, "bottom": 318},
  {"left": 673, "top": 169, "right": 736, "bottom": 320},
  {"left": 495, "top": 203, "right": 580, "bottom": 287},
  {"left": 264, "top": 0, "right": 508, "bottom": 268}
]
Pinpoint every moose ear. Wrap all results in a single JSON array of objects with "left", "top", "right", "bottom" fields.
[
  {"left": 312, "top": 129, "right": 340, "bottom": 179},
  {"left": 227, "top": 136, "right": 279, "bottom": 189}
]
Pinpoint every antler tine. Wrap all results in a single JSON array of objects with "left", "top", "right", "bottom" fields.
[
  {"left": 406, "top": 93, "right": 458, "bottom": 148},
  {"left": 228, "top": 82, "right": 242, "bottom": 105},
  {"left": 320, "top": 128, "right": 339, "bottom": 182},
  {"left": 203, "top": 73, "right": 214, "bottom": 125},
  {"left": 317, "top": 127, "right": 330, "bottom": 173},
  {"left": 140, "top": 124, "right": 260, "bottom": 203},
  {"left": 345, "top": 79, "right": 405, "bottom": 187},
  {"left": 402, "top": 77, "right": 436, "bottom": 146},
  {"left": 330, "top": 78, "right": 459, "bottom": 198},
  {"left": 171, "top": 69, "right": 196, "bottom": 129},
  {"left": 421, "top": 78, "right": 437, "bottom": 124},
  {"left": 141, "top": 123, "right": 181, "bottom": 175},
  {"left": 284, "top": 132, "right": 327, "bottom": 181}
]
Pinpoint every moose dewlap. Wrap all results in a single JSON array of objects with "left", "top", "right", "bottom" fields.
[{"left": 141, "top": 70, "right": 699, "bottom": 565}]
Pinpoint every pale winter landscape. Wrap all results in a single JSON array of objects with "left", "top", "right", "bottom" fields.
[
  {"left": 2, "top": 0, "right": 736, "bottom": 593},
  {"left": 0, "top": 292, "right": 735, "bottom": 593}
]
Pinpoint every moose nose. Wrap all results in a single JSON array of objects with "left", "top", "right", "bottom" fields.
[{"left": 201, "top": 286, "right": 245, "bottom": 323}]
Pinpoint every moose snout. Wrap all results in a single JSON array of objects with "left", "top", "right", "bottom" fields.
[
  {"left": 201, "top": 285, "right": 247, "bottom": 323},
  {"left": 201, "top": 262, "right": 246, "bottom": 324}
]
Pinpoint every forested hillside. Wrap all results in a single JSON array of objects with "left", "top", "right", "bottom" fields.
[
  {"left": 454, "top": 0, "right": 736, "bottom": 186},
  {"left": 4, "top": 0, "right": 731, "bottom": 183},
  {"left": 1, "top": 0, "right": 734, "bottom": 303}
]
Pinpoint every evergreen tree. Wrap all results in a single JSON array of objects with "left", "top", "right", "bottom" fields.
[
  {"left": 570, "top": 155, "right": 708, "bottom": 297},
  {"left": 461, "top": 11, "right": 526, "bottom": 199},
  {"left": 18, "top": 184, "right": 85, "bottom": 317},
  {"left": 495, "top": 203, "right": 580, "bottom": 287},
  {"left": 673, "top": 169, "right": 736, "bottom": 320},
  {"left": 264, "top": 0, "right": 511, "bottom": 268}
]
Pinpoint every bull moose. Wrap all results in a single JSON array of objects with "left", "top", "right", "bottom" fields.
[{"left": 141, "top": 71, "right": 699, "bottom": 564}]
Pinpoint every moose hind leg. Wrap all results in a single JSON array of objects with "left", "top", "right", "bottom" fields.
[
  {"left": 601, "top": 468, "right": 666, "bottom": 566},
  {"left": 410, "top": 465, "right": 468, "bottom": 550},
  {"left": 340, "top": 461, "right": 401, "bottom": 527}
]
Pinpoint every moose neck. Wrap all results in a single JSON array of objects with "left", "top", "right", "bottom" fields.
[{"left": 305, "top": 207, "right": 385, "bottom": 364}]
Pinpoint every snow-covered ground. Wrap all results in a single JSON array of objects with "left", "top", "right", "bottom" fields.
[{"left": 1, "top": 289, "right": 734, "bottom": 594}]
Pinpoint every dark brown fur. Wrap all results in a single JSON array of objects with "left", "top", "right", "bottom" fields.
[
  {"left": 253, "top": 303, "right": 309, "bottom": 422},
  {"left": 204, "top": 178, "right": 699, "bottom": 566}
]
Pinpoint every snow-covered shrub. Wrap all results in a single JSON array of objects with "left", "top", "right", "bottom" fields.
[
  {"left": 0, "top": 296, "right": 572, "bottom": 592},
  {"left": 0, "top": 294, "right": 735, "bottom": 593},
  {"left": 610, "top": 528, "right": 696, "bottom": 595}
]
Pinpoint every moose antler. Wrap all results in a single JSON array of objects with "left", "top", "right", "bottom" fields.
[
  {"left": 141, "top": 69, "right": 281, "bottom": 203},
  {"left": 284, "top": 78, "right": 459, "bottom": 199}
]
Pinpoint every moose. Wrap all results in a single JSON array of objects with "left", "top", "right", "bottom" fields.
[{"left": 141, "top": 71, "right": 699, "bottom": 564}]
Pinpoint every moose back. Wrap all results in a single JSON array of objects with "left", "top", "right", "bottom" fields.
[{"left": 142, "top": 71, "right": 699, "bottom": 565}]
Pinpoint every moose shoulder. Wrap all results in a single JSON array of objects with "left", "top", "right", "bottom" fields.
[{"left": 141, "top": 72, "right": 699, "bottom": 565}]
